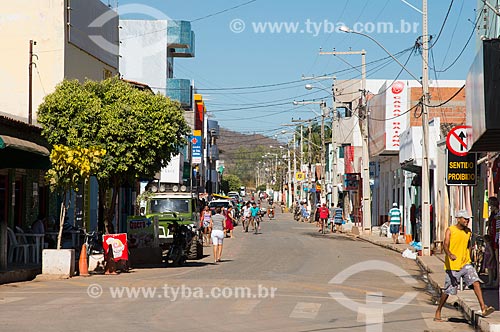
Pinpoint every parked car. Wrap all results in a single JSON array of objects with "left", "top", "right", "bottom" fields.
[
  {"left": 208, "top": 199, "right": 234, "bottom": 215},
  {"left": 227, "top": 191, "right": 241, "bottom": 204}
]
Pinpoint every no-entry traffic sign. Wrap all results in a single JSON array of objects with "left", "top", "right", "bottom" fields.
[{"left": 446, "top": 125, "right": 471, "bottom": 157}]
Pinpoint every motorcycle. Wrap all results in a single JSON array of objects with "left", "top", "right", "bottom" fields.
[
  {"left": 166, "top": 221, "right": 195, "bottom": 266},
  {"left": 268, "top": 207, "right": 275, "bottom": 219},
  {"left": 293, "top": 204, "right": 301, "bottom": 221}
]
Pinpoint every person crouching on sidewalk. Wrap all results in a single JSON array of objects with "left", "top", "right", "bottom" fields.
[{"left": 434, "top": 210, "right": 494, "bottom": 322}]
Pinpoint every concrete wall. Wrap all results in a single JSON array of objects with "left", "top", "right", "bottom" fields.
[
  {"left": 64, "top": 43, "right": 117, "bottom": 82},
  {"left": 0, "top": 0, "right": 119, "bottom": 124},
  {"left": 0, "top": 0, "right": 65, "bottom": 122},
  {"left": 119, "top": 20, "right": 168, "bottom": 95}
]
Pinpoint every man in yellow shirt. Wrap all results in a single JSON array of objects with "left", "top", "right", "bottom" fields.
[{"left": 434, "top": 210, "right": 494, "bottom": 321}]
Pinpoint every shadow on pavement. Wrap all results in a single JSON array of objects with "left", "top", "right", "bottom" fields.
[{"left": 305, "top": 232, "right": 357, "bottom": 241}]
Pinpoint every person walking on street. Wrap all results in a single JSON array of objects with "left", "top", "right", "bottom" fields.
[
  {"left": 333, "top": 203, "right": 345, "bottom": 233},
  {"left": 210, "top": 207, "right": 226, "bottom": 264},
  {"left": 314, "top": 203, "right": 321, "bottom": 226},
  {"left": 318, "top": 203, "right": 329, "bottom": 233},
  {"left": 389, "top": 203, "right": 402, "bottom": 244},
  {"left": 329, "top": 203, "right": 336, "bottom": 232},
  {"left": 225, "top": 206, "right": 236, "bottom": 238},
  {"left": 200, "top": 205, "right": 212, "bottom": 245},
  {"left": 242, "top": 202, "right": 251, "bottom": 232},
  {"left": 434, "top": 210, "right": 495, "bottom": 321}
]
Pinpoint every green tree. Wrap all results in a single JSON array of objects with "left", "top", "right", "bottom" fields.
[
  {"left": 224, "top": 174, "right": 243, "bottom": 191},
  {"left": 38, "top": 78, "right": 189, "bottom": 233}
]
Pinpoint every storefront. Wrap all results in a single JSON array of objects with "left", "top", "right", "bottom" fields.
[{"left": 0, "top": 115, "right": 51, "bottom": 270}]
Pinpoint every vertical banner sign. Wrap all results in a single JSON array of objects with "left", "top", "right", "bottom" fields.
[
  {"left": 385, "top": 81, "right": 408, "bottom": 151},
  {"left": 446, "top": 126, "right": 476, "bottom": 186},
  {"left": 75, "top": 182, "right": 84, "bottom": 226},
  {"left": 191, "top": 129, "right": 202, "bottom": 164}
]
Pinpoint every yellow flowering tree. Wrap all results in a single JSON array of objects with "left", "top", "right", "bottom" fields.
[{"left": 46, "top": 145, "right": 105, "bottom": 249}]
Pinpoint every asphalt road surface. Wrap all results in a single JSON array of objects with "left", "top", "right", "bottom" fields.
[{"left": 0, "top": 211, "right": 473, "bottom": 331}]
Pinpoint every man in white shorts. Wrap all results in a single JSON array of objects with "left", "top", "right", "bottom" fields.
[{"left": 210, "top": 207, "right": 226, "bottom": 264}]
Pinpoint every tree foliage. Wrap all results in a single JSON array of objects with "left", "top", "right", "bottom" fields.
[
  {"left": 38, "top": 78, "right": 190, "bottom": 232},
  {"left": 46, "top": 145, "right": 105, "bottom": 248},
  {"left": 224, "top": 174, "right": 242, "bottom": 192}
]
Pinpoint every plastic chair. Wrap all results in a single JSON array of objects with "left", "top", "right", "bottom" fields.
[
  {"left": 15, "top": 226, "right": 37, "bottom": 263},
  {"left": 7, "top": 227, "right": 30, "bottom": 264}
]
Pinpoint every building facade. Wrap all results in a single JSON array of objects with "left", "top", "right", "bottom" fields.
[{"left": 0, "top": 0, "right": 118, "bottom": 269}]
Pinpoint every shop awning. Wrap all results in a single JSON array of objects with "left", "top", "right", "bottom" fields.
[
  {"left": 0, "top": 135, "right": 51, "bottom": 169},
  {"left": 0, "top": 135, "right": 49, "bottom": 156}
]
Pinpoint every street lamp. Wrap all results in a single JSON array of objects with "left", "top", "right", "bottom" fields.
[
  {"left": 340, "top": 13, "right": 431, "bottom": 255},
  {"left": 338, "top": 26, "right": 421, "bottom": 82}
]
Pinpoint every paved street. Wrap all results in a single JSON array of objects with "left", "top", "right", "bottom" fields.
[{"left": 0, "top": 212, "right": 473, "bottom": 331}]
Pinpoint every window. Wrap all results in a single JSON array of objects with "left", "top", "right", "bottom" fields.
[
  {"left": 150, "top": 198, "right": 190, "bottom": 213},
  {"left": 103, "top": 69, "right": 113, "bottom": 79}
]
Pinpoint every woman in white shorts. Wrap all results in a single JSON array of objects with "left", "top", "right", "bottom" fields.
[{"left": 210, "top": 207, "right": 226, "bottom": 264}]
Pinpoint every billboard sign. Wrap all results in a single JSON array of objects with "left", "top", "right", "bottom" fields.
[{"left": 191, "top": 130, "right": 202, "bottom": 164}]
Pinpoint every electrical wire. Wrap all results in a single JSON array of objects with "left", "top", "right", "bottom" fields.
[
  {"left": 422, "top": 84, "right": 465, "bottom": 108},
  {"left": 194, "top": 47, "right": 414, "bottom": 92},
  {"left": 426, "top": 0, "right": 454, "bottom": 50},
  {"left": 432, "top": 5, "right": 483, "bottom": 73},
  {"left": 440, "top": 0, "right": 465, "bottom": 66},
  {"left": 190, "top": 0, "right": 258, "bottom": 23},
  {"left": 368, "top": 103, "right": 421, "bottom": 122}
]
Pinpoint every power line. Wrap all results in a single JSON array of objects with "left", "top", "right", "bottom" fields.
[
  {"left": 440, "top": 0, "right": 465, "bottom": 67},
  {"left": 426, "top": 0, "right": 454, "bottom": 50},
  {"left": 194, "top": 47, "right": 414, "bottom": 92},
  {"left": 432, "top": 5, "right": 483, "bottom": 73},
  {"left": 422, "top": 84, "right": 465, "bottom": 108},
  {"left": 190, "top": 0, "right": 258, "bottom": 23},
  {"left": 368, "top": 103, "right": 421, "bottom": 122}
]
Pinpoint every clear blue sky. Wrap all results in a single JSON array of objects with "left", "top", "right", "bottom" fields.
[{"left": 117, "top": 0, "right": 478, "bottom": 139}]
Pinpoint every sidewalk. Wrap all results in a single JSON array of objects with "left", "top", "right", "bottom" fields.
[{"left": 357, "top": 232, "right": 500, "bottom": 332}]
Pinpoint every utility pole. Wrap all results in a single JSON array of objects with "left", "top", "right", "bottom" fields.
[
  {"left": 331, "top": 79, "right": 338, "bottom": 208},
  {"left": 320, "top": 101, "right": 326, "bottom": 203},
  {"left": 308, "top": 121, "right": 312, "bottom": 205},
  {"left": 320, "top": 49, "right": 371, "bottom": 233},
  {"left": 28, "top": 40, "right": 37, "bottom": 125},
  {"left": 421, "top": 0, "right": 431, "bottom": 256},
  {"left": 292, "top": 113, "right": 319, "bottom": 205},
  {"left": 301, "top": 75, "right": 335, "bottom": 205},
  {"left": 293, "top": 134, "right": 297, "bottom": 203},
  {"left": 287, "top": 145, "right": 292, "bottom": 208}
]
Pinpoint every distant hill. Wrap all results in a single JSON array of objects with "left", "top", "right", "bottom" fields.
[{"left": 217, "top": 127, "right": 280, "bottom": 186}]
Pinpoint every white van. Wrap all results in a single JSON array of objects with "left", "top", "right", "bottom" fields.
[{"left": 239, "top": 186, "right": 246, "bottom": 197}]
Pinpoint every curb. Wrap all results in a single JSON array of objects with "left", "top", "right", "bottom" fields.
[
  {"left": 356, "top": 234, "right": 500, "bottom": 332},
  {"left": 0, "top": 267, "right": 41, "bottom": 285}
]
